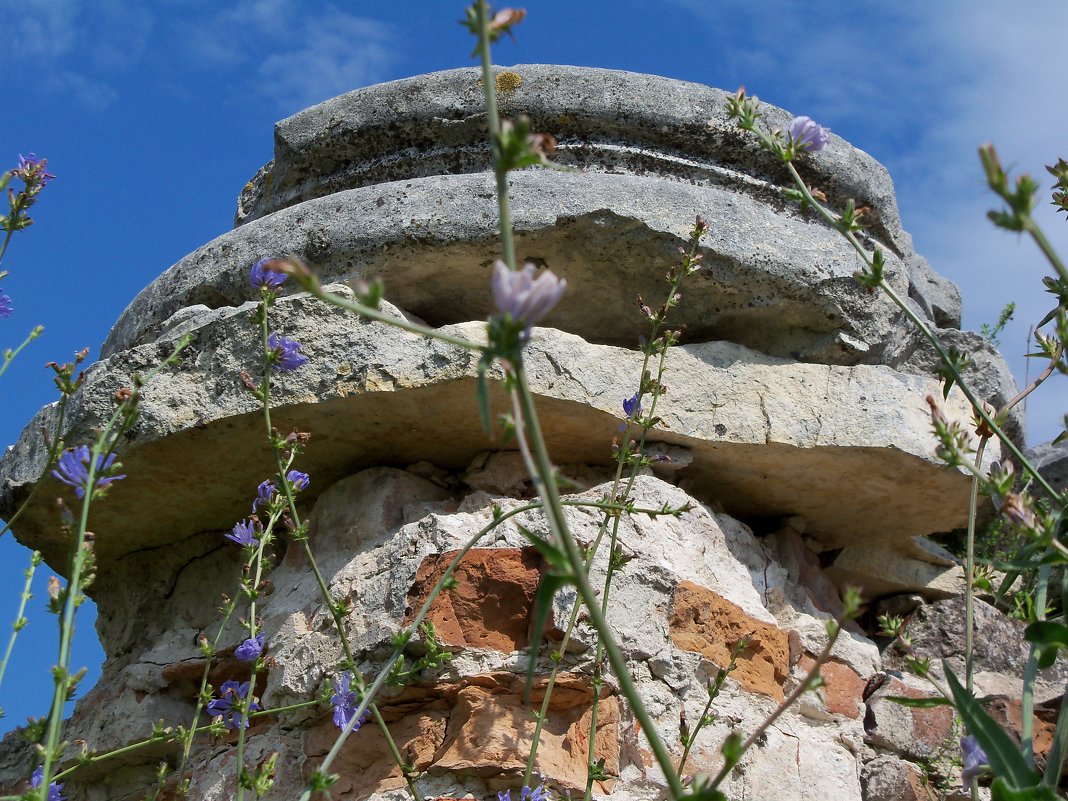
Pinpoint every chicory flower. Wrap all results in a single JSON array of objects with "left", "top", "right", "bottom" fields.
[
  {"left": 52, "top": 445, "right": 125, "bottom": 499},
  {"left": 492, "top": 260, "right": 566, "bottom": 331},
  {"left": 785, "top": 116, "right": 830, "bottom": 153}
]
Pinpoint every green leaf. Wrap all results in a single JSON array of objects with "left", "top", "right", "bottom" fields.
[
  {"left": 1024, "top": 621, "right": 1068, "bottom": 669},
  {"left": 524, "top": 573, "right": 573, "bottom": 703},
  {"left": 516, "top": 525, "right": 569, "bottom": 573},
  {"left": 1025, "top": 621, "right": 1068, "bottom": 648},
  {"left": 720, "top": 731, "right": 744, "bottom": 769},
  {"left": 476, "top": 362, "right": 492, "bottom": 434},
  {"left": 991, "top": 778, "right": 1060, "bottom": 801},
  {"left": 884, "top": 695, "right": 953, "bottom": 709},
  {"left": 946, "top": 668, "right": 1040, "bottom": 790}
]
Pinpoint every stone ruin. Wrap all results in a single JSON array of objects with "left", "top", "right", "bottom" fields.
[{"left": 0, "top": 65, "right": 1060, "bottom": 801}]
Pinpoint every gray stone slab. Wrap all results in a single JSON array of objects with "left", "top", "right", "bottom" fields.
[
  {"left": 103, "top": 170, "right": 921, "bottom": 367},
  {"left": 1, "top": 288, "right": 997, "bottom": 581}
]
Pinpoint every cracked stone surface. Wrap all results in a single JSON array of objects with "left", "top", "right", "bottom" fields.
[
  {"left": 0, "top": 475, "right": 879, "bottom": 801},
  {"left": 0, "top": 289, "right": 997, "bottom": 579},
  {"left": 105, "top": 170, "right": 922, "bottom": 366},
  {"left": 0, "top": 66, "right": 1035, "bottom": 801}
]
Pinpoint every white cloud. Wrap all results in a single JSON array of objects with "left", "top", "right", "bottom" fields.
[
  {"left": 671, "top": 0, "right": 1068, "bottom": 443},
  {"left": 0, "top": 0, "right": 153, "bottom": 109},
  {"left": 0, "top": 0, "right": 391, "bottom": 115},
  {"left": 181, "top": 0, "right": 395, "bottom": 114},
  {"left": 0, "top": 0, "right": 80, "bottom": 63},
  {"left": 258, "top": 14, "right": 393, "bottom": 112}
]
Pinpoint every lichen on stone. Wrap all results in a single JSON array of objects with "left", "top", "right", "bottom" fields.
[{"left": 495, "top": 70, "right": 522, "bottom": 96}]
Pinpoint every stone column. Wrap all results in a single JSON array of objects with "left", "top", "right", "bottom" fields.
[{"left": 0, "top": 66, "right": 1022, "bottom": 801}]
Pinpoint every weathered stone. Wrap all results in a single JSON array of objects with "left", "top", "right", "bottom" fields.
[
  {"left": 825, "top": 542, "right": 965, "bottom": 601},
  {"left": 1027, "top": 438, "right": 1068, "bottom": 498},
  {"left": 882, "top": 597, "right": 1068, "bottom": 703},
  {"left": 864, "top": 673, "right": 956, "bottom": 761},
  {"left": 905, "top": 252, "right": 962, "bottom": 329},
  {"left": 308, "top": 466, "right": 454, "bottom": 573},
  {"left": 861, "top": 754, "right": 931, "bottom": 801},
  {"left": 982, "top": 695, "right": 1059, "bottom": 775},
  {"left": 900, "top": 327, "right": 1025, "bottom": 446},
  {"left": 303, "top": 708, "right": 449, "bottom": 797},
  {"left": 236, "top": 66, "right": 908, "bottom": 250},
  {"left": 669, "top": 580, "right": 791, "bottom": 700},
  {"left": 1, "top": 65, "right": 1028, "bottom": 801},
  {"left": 874, "top": 594, "right": 926, "bottom": 619},
  {"left": 795, "top": 655, "right": 866, "bottom": 720},
  {"left": 0, "top": 289, "right": 999, "bottom": 580},
  {"left": 404, "top": 548, "right": 543, "bottom": 652},
  {"left": 765, "top": 524, "right": 847, "bottom": 616},
  {"left": 97, "top": 66, "right": 977, "bottom": 376},
  {"left": 716, "top": 724, "right": 864, "bottom": 801},
  {"left": 463, "top": 451, "right": 531, "bottom": 496},
  {"left": 426, "top": 674, "right": 619, "bottom": 794}
]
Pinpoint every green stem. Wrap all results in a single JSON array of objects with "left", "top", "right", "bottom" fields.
[
  {"left": 0, "top": 550, "right": 40, "bottom": 691},
  {"left": 0, "top": 325, "right": 44, "bottom": 382},
  {"left": 36, "top": 338, "right": 190, "bottom": 794},
  {"left": 707, "top": 612, "right": 849, "bottom": 792},
  {"left": 234, "top": 514, "right": 276, "bottom": 801},
  {"left": 1022, "top": 216, "right": 1068, "bottom": 288},
  {"left": 964, "top": 437, "right": 988, "bottom": 696},
  {"left": 1020, "top": 564, "right": 1050, "bottom": 768},
  {"left": 175, "top": 599, "right": 238, "bottom": 795},
  {"left": 779, "top": 159, "right": 1061, "bottom": 504},
  {"left": 301, "top": 282, "right": 483, "bottom": 352},
  {"left": 525, "top": 228, "right": 701, "bottom": 792},
  {"left": 474, "top": 0, "right": 516, "bottom": 270},
  {"left": 0, "top": 227, "right": 15, "bottom": 266},
  {"left": 258, "top": 305, "right": 421, "bottom": 801},
  {"left": 299, "top": 500, "right": 548, "bottom": 801},
  {"left": 511, "top": 368, "right": 684, "bottom": 798},
  {"left": 50, "top": 698, "right": 323, "bottom": 786}
]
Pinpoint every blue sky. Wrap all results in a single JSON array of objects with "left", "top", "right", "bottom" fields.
[{"left": 1, "top": 0, "right": 1066, "bottom": 735}]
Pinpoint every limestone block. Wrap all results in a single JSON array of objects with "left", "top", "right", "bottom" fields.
[
  {"left": 793, "top": 655, "right": 867, "bottom": 720},
  {"left": 981, "top": 695, "right": 1060, "bottom": 776},
  {"left": 668, "top": 580, "right": 791, "bottom": 700},
  {"left": 864, "top": 673, "right": 956, "bottom": 761},
  {"left": 1027, "top": 438, "right": 1068, "bottom": 497},
  {"left": 861, "top": 755, "right": 931, "bottom": 801},
  {"left": 405, "top": 548, "right": 543, "bottom": 652},
  {"left": 105, "top": 169, "right": 919, "bottom": 367},
  {"left": 882, "top": 597, "right": 1068, "bottom": 704},
  {"left": 825, "top": 543, "right": 965, "bottom": 601},
  {"left": 236, "top": 65, "right": 908, "bottom": 254},
  {"left": 900, "top": 326, "right": 1025, "bottom": 445},
  {"left": 0, "top": 290, "right": 998, "bottom": 582}
]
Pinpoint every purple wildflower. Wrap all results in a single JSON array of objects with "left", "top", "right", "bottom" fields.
[
  {"left": 286, "top": 469, "right": 310, "bottom": 492},
  {"left": 52, "top": 445, "right": 125, "bottom": 499},
  {"left": 30, "top": 766, "right": 65, "bottom": 801},
  {"left": 234, "top": 632, "right": 266, "bottom": 662},
  {"left": 619, "top": 391, "right": 642, "bottom": 431},
  {"left": 226, "top": 519, "right": 261, "bottom": 547},
  {"left": 498, "top": 785, "right": 549, "bottom": 801},
  {"left": 960, "top": 735, "right": 989, "bottom": 791},
  {"left": 250, "top": 257, "right": 287, "bottom": 292},
  {"left": 331, "top": 671, "right": 371, "bottom": 731},
  {"left": 0, "top": 291, "right": 11, "bottom": 318},
  {"left": 492, "top": 260, "right": 566, "bottom": 331},
  {"left": 206, "top": 679, "right": 259, "bottom": 730},
  {"left": 253, "top": 479, "right": 276, "bottom": 512},
  {"left": 267, "top": 332, "right": 308, "bottom": 371},
  {"left": 13, "top": 154, "right": 55, "bottom": 187},
  {"left": 785, "top": 116, "right": 830, "bottom": 153}
]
